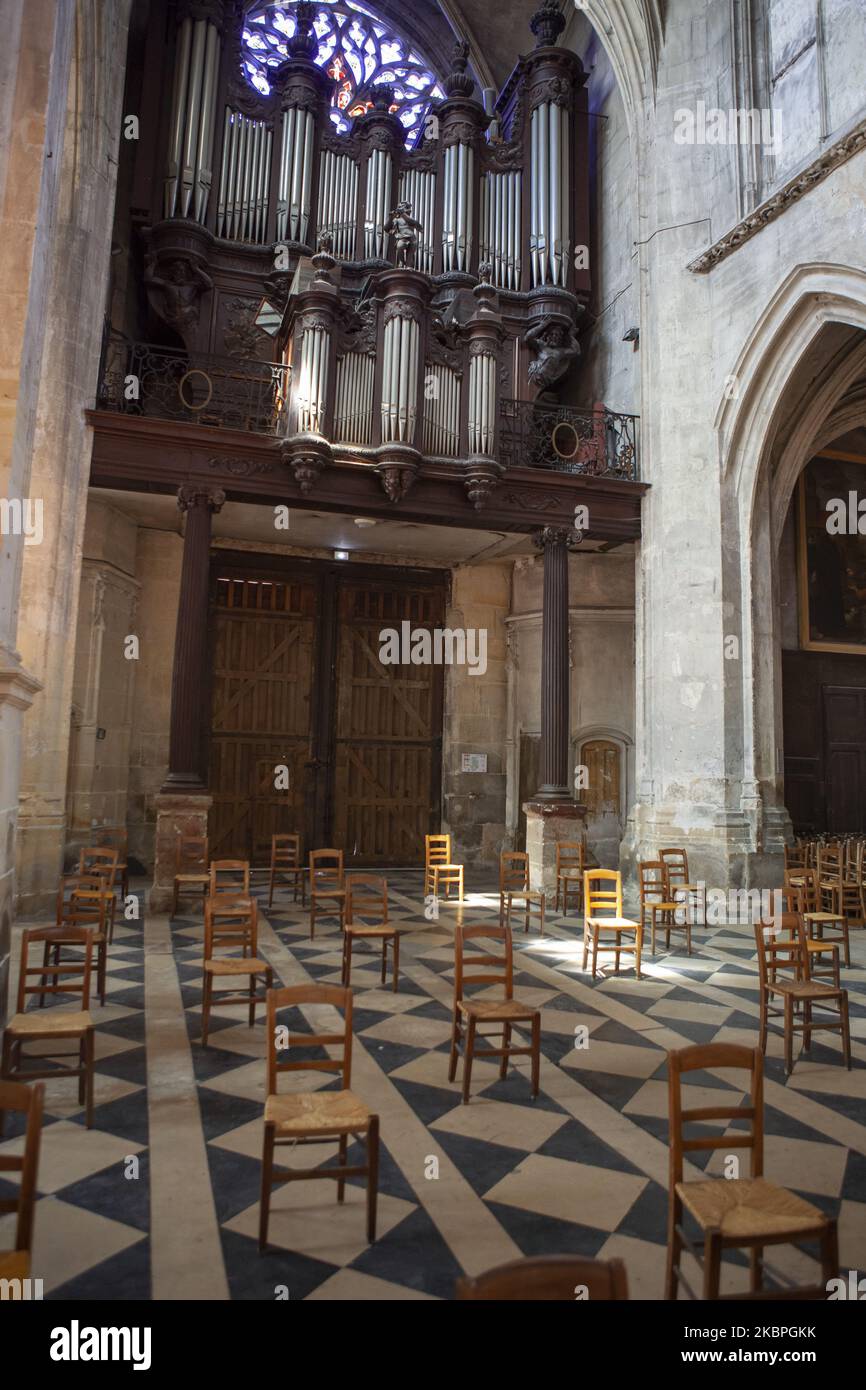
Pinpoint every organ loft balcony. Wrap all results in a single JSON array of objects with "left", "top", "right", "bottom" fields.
[{"left": 88, "top": 0, "right": 646, "bottom": 543}]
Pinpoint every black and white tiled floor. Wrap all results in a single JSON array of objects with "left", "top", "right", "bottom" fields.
[{"left": 3, "top": 876, "right": 866, "bottom": 1300}]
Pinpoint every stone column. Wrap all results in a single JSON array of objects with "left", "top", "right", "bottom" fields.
[
  {"left": 149, "top": 485, "right": 223, "bottom": 912},
  {"left": 164, "top": 486, "right": 224, "bottom": 789},
  {"left": 524, "top": 526, "right": 586, "bottom": 898}
]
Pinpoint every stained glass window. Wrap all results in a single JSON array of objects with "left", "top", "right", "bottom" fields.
[{"left": 241, "top": 2, "right": 444, "bottom": 148}]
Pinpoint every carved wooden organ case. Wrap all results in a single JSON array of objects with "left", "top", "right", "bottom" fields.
[{"left": 139, "top": 0, "right": 592, "bottom": 511}]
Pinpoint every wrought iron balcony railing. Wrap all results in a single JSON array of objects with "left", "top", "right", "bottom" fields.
[
  {"left": 95, "top": 340, "right": 640, "bottom": 486},
  {"left": 97, "top": 336, "right": 290, "bottom": 436},
  {"left": 498, "top": 399, "right": 639, "bottom": 481}
]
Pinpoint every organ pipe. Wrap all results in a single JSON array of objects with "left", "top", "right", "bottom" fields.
[
  {"left": 334, "top": 352, "right": 375, "bottom": 445},
  {"left": 296, "top": 325, "right": 330, "bottom": 433},
  {"left": 165, "top": 15, "right": 222, "bottom": 222},
  {"left": 276, "top": 106, "right": 315, "bottom": 243},
  {"left": 318, "top": 151, "right": 359, "bottom": 259},
  {"left": 530, "top": 101, "right": 570, "bottom": 287},
  {"left": 216, "top": 110, "right": 272, "bottom": 243},
  {"left": 480, "top": 171, "right": 521, "bottom": 290},
  {"left": 468, "top": 353, "right": 496, "bottom": 456},
  {"left": 442, "top": 142, "right": 474, "bottom": 273},
  {"left": 364, "top": 148, "right": 393, "bottom": 259},
  {"left": 398, "top": 169, "right": 435, "bottom": 272},
  {"left": 381, "top": 315, "right": 419, "bottom": 444},
  {"left": 422, "top": 365, "right": 461, "bottom": 456}
]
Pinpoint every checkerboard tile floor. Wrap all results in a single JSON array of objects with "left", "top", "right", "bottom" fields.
[{"left": 3, "top": 875, "right": 865, "bottom": 1300}]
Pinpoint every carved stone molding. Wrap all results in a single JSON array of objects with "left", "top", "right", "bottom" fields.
[
  {"left": 463, "top": 457, "right": 503, "bottom": 511},
  {"left": 688, "top": 116, "right": 866, "bottom": 273},
  {"left": 223, "top": 296, "right": 263, "bottom": 356},
  {"left": 281, "top": 434, "right": 332, "bottom": 494},
  {"left": 383, "top": 297, "right": 422, "bottom": 324},
  {"left": 208, "top": 456, "right": 274, "bottom": 477},
  {"left": 528, "top": 76, "right": 573, "bottom": 112},
  {"left": 532, "top": 525, "right": 582, "bottom": 550},
  {"left": 177, "top": 485, "right": 226, "bottom": 513},
  {"left": 375, "top": 444, "right": 421, "bottom": 502}
]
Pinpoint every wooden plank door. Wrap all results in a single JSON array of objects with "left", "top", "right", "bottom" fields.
[
  {"left": 823, "top": 685, "right": 866, "bottom": 832},
  {"left": 209, "top": 572, "right": 317, "bottom": 862},
  {"left": 331, "top": 577, "right": 444, "bottom": 865}
]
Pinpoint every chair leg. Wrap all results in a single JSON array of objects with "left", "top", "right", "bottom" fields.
[
  {"left": 343, "top": 935, "right": 352, "bottom": 989},
  {"left": 841, "top": 995, "right": 851, "bottom": 1070},
  {"left": 268, "top": 868, "right": 274, "bottom": 910},
  {"left": 592, "top": 925, "right": 599, "bottom": 978},
  {"left": 582, "top": 923, "right": 589, "bottom": 971},
  {"left": 665, "top": 1200, "right": 682, "bottom": 1300},
  {"left": 784, "top": 993, "right": 794, "bottom": 1074},
  {"left": 499, "top": 1023, "right": 510, "bottom": 1080},
  {"left": 462, "top": 1017, "right": 477, "bottom": 1103},
  {"left": 703, "top": 1229, "right": 723, "bottom": 1299},
  {"left": 651, "top": 912, "right": 656, "bottom": 957},
  {"left": 530, "top": 1012, "right": 540, "bottom": 1098},
  {"left": 337, "top": 1135, "right": 347, "bottom": 1202},
  {"left": 84, "top": 1028, "right": 95, "bottom": 1128},
  {"left": 366, "top": 1115, "right": 379, "bottom": 1243},
  {"left": 248, "top": 975, "right": 256, "bottom": 1028},
  {"left": 392, "top": 931, "right": 399, "bottom": 993},
  {"left": 819, "top": 1217, "right": 839, "bottom": 1285},
  {"left": 98, "top": 941, "right": 107, "bottom": 1008},
  {"left": 803, "top": 1000, "right": 812, "bottom": 1052},
  {"left": 78, "top": 1036, "right": 87, "bottom": 1104},
  {"left": 258, "top": 1125, "right": 275, "bottom": 1252},
  {"left": 448, "top": 1013, "right": 461, "bottom": 1083},
  {"left": 201, "top": 971, "right": 212, "bottom": 1047},
  {"left": 458, "top": 868, "right": 464, "bottom": 903},
  {"left": 635, "top": 925, "right": 643, "bottom": 980},
  {"left": 758, "top": 988, "right": 768, "bottom": 1053},
  {"left": 380, "top": 937, "right": 387, "bottom": 986}
]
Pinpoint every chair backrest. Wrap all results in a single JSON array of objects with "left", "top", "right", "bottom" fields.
[
  {"left": 817, "top": 842, "right": 842, "bottom": 880},
  {"left": 583, "top": 868, "right": 623, "bottom": 918},
  {"left": 209, "top": 859, "right": 250, "bottom": 896},
  {"left": 659, "top": 848, "right": 689, "bottom": 884},
  {"left": 425, "top": 833, "right": 451, "bottom": 867},
  {"left": 499, "top": 850, "right": 529, "bottom": 892},
  {"left": 176, "top": 834, "right": 208, "bottom": 872},
  {"left": 456, "top": 1254, "right": 628, "bottom": 1301},
  {"left": 556, "top": 840, "right": 585, "bottom": 874},
  {"left": 16, "top": 926, "right": 95, "bottom": 1013},
  {"left": 309, "top": 848, "right": 343, "bottom": 889},
  {"left": 56, "top": 872, "right": 105, "bottom": 922},
  {"left": 78, "top": 846, "right": 119, "bottom": 882},
  {"left": 59, "top": 888, "right": 113, "bottom": 936},
  {"left": 0, "top": 1079, "right": 45, "bottom": 1255},
  {"left": 204, "top": 895, "right": 258, "bottom": 957},
  {"left": 346, "top": 874, "right": 388, "bottom": 925},
  {"left": 454, "top": 924, "right": 513, "bottom": 1004},
  {"left": 638, "top": 860, "right": 670, "bottom": 905},
  {"left": 753, "top": 919, "right": 804, "bottom": 987},
  {"left": 271, "top": 833, "right": 301, "bottom": 868},
  {"left": 784, "top": 842, "right": 808, "bottom": 871},
  {"left": 667, "top": 1043, "right": 764, "bottom": 1189},
  {"left": 266, "top": 984, "right": 353, "bottom": 1094}
]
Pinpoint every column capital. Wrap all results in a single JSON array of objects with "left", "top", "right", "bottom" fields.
[
  {"left": 532, "top": 525, "right": 582, "bottom": 551},
  {"left": 177, "top": 485, "right": 226, "bottom": 514}
]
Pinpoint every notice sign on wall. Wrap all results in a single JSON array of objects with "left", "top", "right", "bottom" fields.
[{"left": 461, "top": 754, "right": 487, "bottom": 773}]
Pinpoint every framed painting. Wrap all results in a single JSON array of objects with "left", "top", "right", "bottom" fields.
[{"left": 797, "top": 453, "right": 866, "bottom": 655}]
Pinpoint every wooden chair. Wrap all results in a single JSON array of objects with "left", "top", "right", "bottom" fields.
[
  {"left": 555, "top": 840, "right": 585, "bottom": 915},
  {"left": 0, "top": 1079, "right": 44, "bottom": 1282},
  {"left": 784, "top": 869, "right": 850, "bottom": 968},
  {"left": 78, "top": 845, "right": 120, "bottom": 894},
  {"left": 666, "top": 1042, "right": 839, "bottom": 1300},
  {"left": 309, "top": 848, "right": 345, "bottom": 939},
  {"left": 456, "top": 1254, "right": 628, "bottom": 1301},
  {"left": 817, "top": 842, "right": 844, "bottom": 914},
  {"left": 424, "top": 832, "right": 464, "bottom": 903},
  {"left": 754, "top": 922, "right": 850, "bottom": 1074},
  {"left": 172, "top": 834, "right": 210, "bottom": 916},
  {"left": 201, "top": 896, "right": 274, "bottom": 1047},
  {"left": 49, "top": 884, "right": 115, "bottom": 1007},
  {"left": 448, "top": 924, "right": 541, "bottom": 1104},
  {"left": 91, "top": 826, "right": 130, "bottom": 900},
  {"left": 499, "top": 851, "right": 545, "bottom": 936},
  {"left": 582, "top": 869, "right": 642, "bottom": 979},
  {"left": 1, "top": 927, "right": 96, "bottom": 1128},
  {"left": 767, "top": 908, "right": 840, "bottom": 987},
  {"left": 209, "top": 859, "right": 251, "bottom": 899},
  {"left": 258, "top": 984, "right": 379, "bottom": 1250},
  {"left": 343, "top": 874, "right": 399, "bottom": 992},
  {"left": 639, "top": 859, "right": 689, "bottom": 956},
  {"left": 268, "top": 833, "right": 305, "bottom": 909},
  {"left": 783, "top": 842, "right": 808, "bottom": 876},
  {"left": 659, "top": 848, "right": 705, "bottom": 923}
]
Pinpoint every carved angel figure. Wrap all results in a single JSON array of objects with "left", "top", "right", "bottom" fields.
[
  {"left": 384, "top": 201, "right": 423, "bottom": 268},
  {"left": 526, "top": 318, "right": 581, "bottom": 393}
]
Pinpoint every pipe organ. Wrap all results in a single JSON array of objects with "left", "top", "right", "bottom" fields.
[{"left": 141, "top": 0, "right": 592, "bottom": 513}]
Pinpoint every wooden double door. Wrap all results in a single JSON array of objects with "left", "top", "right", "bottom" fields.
[{"left": 208, "top": 556, "right": 445, "bottom": 865}]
